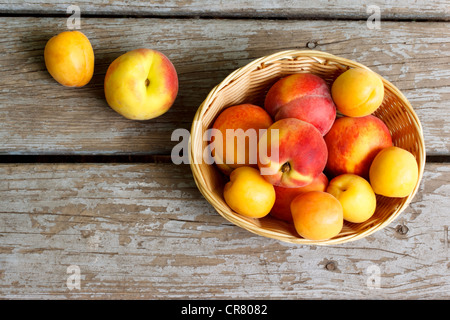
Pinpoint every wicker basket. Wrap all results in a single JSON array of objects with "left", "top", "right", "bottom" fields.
[{"left": 189, "top": 50, "right": 425, "bottom": 245}]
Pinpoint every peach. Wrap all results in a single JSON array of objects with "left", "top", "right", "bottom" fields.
[
  {"left": 223, "top": 166, "right": 276, "bottom": 218},
  {"left": 44, "top": 31, "right": 94, "bottom": 87},
  {"left": 331, "top": 68, "right": 384, "bottom": 117},
  {"left": 291, "top": 191, "right": 343, "bottom": 241},
  {"left": 104, "top": 48, "right": 178, "bottom": 120},
  {"left": 324, "top": 115, "right": 393, "bottom": 179},
  {"left": 270, "top": 173, "right": 329, "bottom": 222},
  {"left": 258, "top": 118, "right": 328, "bottom": 188},
  {"left": 211, "top": 104, "right": 273, "bottom": 175},
  {"left": 264, "top": 73, "right": 336, "bottom": 135}
]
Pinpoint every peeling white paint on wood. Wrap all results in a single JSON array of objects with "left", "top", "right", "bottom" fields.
[
  {"left": 0, "top": 3, "right": 449, "bottom": 301},
  {"left": 0, "top": 18, "right": 449, "bottom": 155},
  {"left": 0, "top": 163, "right": 449, "bottom": 299},
  {"left": 0, "top": 0, "right": 449, "bottom": 19}
]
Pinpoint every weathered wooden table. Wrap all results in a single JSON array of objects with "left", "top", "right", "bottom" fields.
[{"left": 0, "top": 1, "right": 449, "bottom": 300}]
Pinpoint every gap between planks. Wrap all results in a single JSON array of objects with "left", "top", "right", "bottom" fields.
[
  {"left": 0, "top": 0, "right": 449, "bottom": 21},
  {"left": 0, "top": 154, "right": 449, "bottom": 164},
  {"left": 0, "top": 12, "right": 448, "bottom": 22}
]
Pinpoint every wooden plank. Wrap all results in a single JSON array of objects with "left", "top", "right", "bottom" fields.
[
  {"left": 0, "top": 162, "right": 449, "bottom": 299},
  {"left": 0, "top": 17, "right": 449, "bottom": 155},
  {"left": 0, "top": 0, "right": 449, "bottom": 20}
]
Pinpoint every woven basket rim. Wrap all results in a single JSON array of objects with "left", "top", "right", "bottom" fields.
[{"left": 189, "top": 49, "right": 426, "bottom": 245}]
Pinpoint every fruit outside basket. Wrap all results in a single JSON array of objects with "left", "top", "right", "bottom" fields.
[{"left": 189, "top": 50, "right": 426, "bottom": 245}]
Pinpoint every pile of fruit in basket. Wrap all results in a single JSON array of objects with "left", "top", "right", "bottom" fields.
[{"left": 212, "top": 68, "right": 419, "bottom": 241}]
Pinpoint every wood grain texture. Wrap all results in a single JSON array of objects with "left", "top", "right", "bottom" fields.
[
  {"left": 0, "top": 162, "right": 449, "bottom": 299},
  {"left": 0, "top": 17, "right": 449, "bottom": 156},
  {"left": 0, "top": 0, "right": 449, "bottom": 20}
]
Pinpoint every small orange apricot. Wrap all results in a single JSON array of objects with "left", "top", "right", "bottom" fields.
[
  {"left": 44, "top": 31, "right": 94, "bottom": 87},
  {"left": 369, "top": 146, "right": 419, "bottom": 198},
  {"left": 331, "top": 68, "right": 384, "bottom": 117},
  {"left": 223, "top": 166, "right": 275, "bottom": 218},
  {"left": 291, "top": 191, "right": 343, "bottom": 241}
]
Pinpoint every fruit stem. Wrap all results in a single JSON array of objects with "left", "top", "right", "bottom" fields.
[{"left": 281, "top": 162, "right": 291, "bottom": 173}]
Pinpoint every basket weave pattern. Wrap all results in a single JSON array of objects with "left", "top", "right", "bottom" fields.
[{"left": 190, "top": 50, "right": 425, "bottom": 245}]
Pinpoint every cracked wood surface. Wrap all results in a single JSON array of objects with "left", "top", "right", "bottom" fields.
[
  {"left": 0, "top": 4, "right": 449, "bottom": 300},
  {"left": 0, "top": 0, "right": 449, "bottom": 20},
  {"left": 0, "top": 18, "right": 449, "bottom": 155},
  {"left": 0, "top": 162, "right": 449, "bottom": 299}
]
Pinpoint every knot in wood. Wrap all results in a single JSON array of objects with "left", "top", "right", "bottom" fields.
[
  {"left": 325, "top": 261, "right": 336, "bottom": 271},
  {"left": 396, "top": 224, "right": 409, "bottom": 235},
  {"left": 307, "top": 41, "right": 317, "bottom": 49}
]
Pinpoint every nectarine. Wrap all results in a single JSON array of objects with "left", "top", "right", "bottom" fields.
[
  {"left": 324, "top": 115, "right": 393, "bottom": 179},
  {"left": 258, "top": 118, "right": 328, "bottom": 188},
  {"left": 104, "top": 48, "right": 178, "bottom": 120},
  {"left": 264, "top": 73, "right": 336, "bottom": 135},
  {"left": 211, "top": 104, "right": 273, "bottom": 175}
]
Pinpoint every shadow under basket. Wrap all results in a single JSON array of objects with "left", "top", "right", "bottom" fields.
[{"left": 189, "top": 50, "right": 426, "bottom": 245}]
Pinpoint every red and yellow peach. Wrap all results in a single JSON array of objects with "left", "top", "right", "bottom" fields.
[
  {"left": 324, "top": 115, "right": 393, "bottom": 179},
  {"left": 264, "top": 73, "right": 336, "bottom": 135},
  {"left": 211, "top": 104, "right": 273, "bottom": 175},
  {"left": 258, "top": 118, "right": 328, "bottom": 188},
  {"left": 104, "top": 48, "right": 178, "bottom": 120}
]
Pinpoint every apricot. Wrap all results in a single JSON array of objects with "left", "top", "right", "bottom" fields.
[
  {"left": 44, "top": 31, "right": 94, "bottom": 87},
  {"left": 327, "top": 174, "right": 376, "bottom": 223},
  {"left": 369, "top": 146, "right": 419, "bottom": 198},
  {"left": 331, "top": 68, "right": 384, "bottom": 117},
  {"left": 223, "top": 166, "right": 276, "bottom": 218},
  {"left": 291, "top": 191, "right": 343, "bottom": 241}
]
